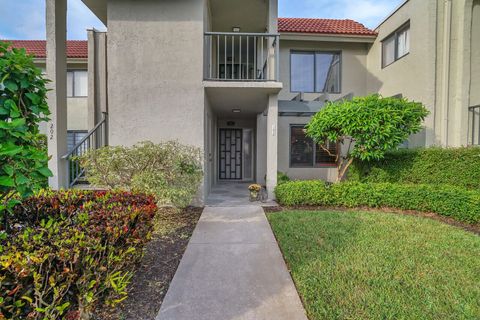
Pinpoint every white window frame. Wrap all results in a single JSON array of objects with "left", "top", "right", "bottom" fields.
[
  {"left": 67, "top": 70, "right": 88, "bottom": 98},
  {"left": 382, "top": 21, "right": 410, "bottom": 68}
]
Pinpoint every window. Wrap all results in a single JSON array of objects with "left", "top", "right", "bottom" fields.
[
  {"left": 290, "top": 125, "right": 338, "bottom": 167},
  {"left": 67, "top": 130, "right": 88, "bottom": 151},
  {"left": 291, "top": 51, "right": 341, "bottom": 93},
  {"left": 67, "top": 70, "right": 88, "bottom": 97},
  {"left": 382, "top": 22, "right": 410, "bottom": 68}
]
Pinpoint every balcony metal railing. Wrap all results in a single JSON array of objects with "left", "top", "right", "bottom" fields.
[
  {"left": 204, "top": 32, "right": 280, "bottom": 82},
  {"left": 62, "top": 113, "right": 108, "bottom": 187},
  {"left": 469, "top": 105, "right": 480, "bottom": 145}
]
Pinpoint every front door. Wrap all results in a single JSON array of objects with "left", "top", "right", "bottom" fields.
[{"left": 219, "top": 129, "right": 243, "bottom": 180}]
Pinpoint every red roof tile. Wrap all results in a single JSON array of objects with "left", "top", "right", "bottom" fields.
[
  {"left": 1, "top": 40, "right": 88, "bottom": 59},
  {"left": 278, "top": 18, "right": 377, "bottom": 36}
]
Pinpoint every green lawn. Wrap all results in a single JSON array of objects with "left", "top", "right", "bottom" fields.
[{"left": 268, "top": 210, "right": 480, "bottom": 320}]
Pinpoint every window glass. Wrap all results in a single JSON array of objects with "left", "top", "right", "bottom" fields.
[
  {"left": 382, "top": 35, "right": 396, "bottom": 67},
  {"left": 315, "top": 53, "right": 341, "bottom": 93},
  {"left": 290, "top": 126, "right": 338, "bottom": 167},
  {"left": 67, "top": 71, "right": 73, "bottom": 97},
  {"left": 290, "top": 126, "right": 314, "bottom": 167},
  {"left": 67, "top": 131, "right": 88, "bottom": 151},
  {"left": 291, "top": 52, "right": 315, "bottom": 92},
  {"left": 74, "top": 71, "right": 88, "bottom": 97},
  {"left": 397, "top": 27, "right": 410, "bottom": 58}
]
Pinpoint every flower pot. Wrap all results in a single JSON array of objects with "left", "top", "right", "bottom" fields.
[{"left": 249, "top": 191, "right": 259, "bottom": 202}]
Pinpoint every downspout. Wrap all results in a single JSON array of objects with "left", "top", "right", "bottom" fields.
[{"left": 441, "top": 0, "right": 452, "bottom": 146}]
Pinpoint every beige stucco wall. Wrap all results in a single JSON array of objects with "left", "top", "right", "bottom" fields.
[
  {"left": 107, "top": 0, "right": 208, "bottom": 202},
  {"left": 67, "top": 97, "right": 88, "bottom": 130},
  {"left": 470, "top": 0, "right": 480, "bottom": 107},
  {"left": 36, "top": 61, "right": 89, "bottom": 135},
  {"left": 107, "top": 0, "right": 206, "bottom": 148},
  {"left": 366, "top": 0, "right": 437, "bottom": 147},
  {"left": 278, "top": 40, "right": 369, "bottom": 101}
]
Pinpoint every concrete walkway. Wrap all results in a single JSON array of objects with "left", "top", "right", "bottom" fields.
[{"left": 156, "top": 205, "right": 308, "bottom": 320}]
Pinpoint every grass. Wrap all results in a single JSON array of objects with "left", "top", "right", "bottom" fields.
[{"left": 268, "top": 210, "right": 480, "bottom": 320}]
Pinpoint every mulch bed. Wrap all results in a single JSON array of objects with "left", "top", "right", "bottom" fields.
[
  {"left": 264, "top": 205, "right": 480, "bottom": 235},
  {"left": 93, "top": 206, "right": 203, "bottom": 320}
]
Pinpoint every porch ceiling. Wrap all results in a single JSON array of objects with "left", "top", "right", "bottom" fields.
[
  {"left": 82, "top": 0, "right": 107, "bottom": 25},
  {"left": 205, "top": 82, "right": 282, "bottom": 118},
  {"left": 208, "top": 0, "right": 268, "bottom": 33}
]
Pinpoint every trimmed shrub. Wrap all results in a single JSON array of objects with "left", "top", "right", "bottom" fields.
[
  {"left": 79, "top": 141, "right": 203, "bottom": 208},
  {"left": 349, "top": 147, "right": 480, "bottom": 190},
  {"left": 305, "top": 95, "right": 429, "bottom": 181},
  {"left": 0, "top": 190, "right": 157, "bottom": 320},
  {"left": 275, "top": 181, "right": 480, "bottom": 224}
]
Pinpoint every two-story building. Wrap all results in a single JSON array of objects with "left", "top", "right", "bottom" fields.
[{"left": 43, "top": 0, "right": 479, "bottom": 203}]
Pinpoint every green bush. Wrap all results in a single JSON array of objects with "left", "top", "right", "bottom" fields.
[
  {"left": 0, "top": 190, "right": 157, "bottom": 320},
  {"left": 79, "top": 141, "right": 203, "bottom": 208},
  {"left": 275, "top": 181, "right": 480, "bottom": 224},
  {"left": 0, "top": 42, "right": 52, "bottom": 230},
  {"left": 349, "top": 147, "right": 480, "bottom": 190}
]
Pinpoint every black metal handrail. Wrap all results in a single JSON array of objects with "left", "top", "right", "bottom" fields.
[
  {"left": 469, "top": 105, "right": 480, "bottom": 145},
  {"left": 204, "top": 32, "right": 280, "bottom": 82},
  {"left": 62, "top": 112, "right": 108, "bottom": 187}
]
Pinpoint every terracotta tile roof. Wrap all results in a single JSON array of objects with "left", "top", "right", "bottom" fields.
[
  {"left": 278, "top": 18, "right": 377, "bottom": 36},
  {"left": 1, "top": 40, "right": 88, "bottom": 59}
]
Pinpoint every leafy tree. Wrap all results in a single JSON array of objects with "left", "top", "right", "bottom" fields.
[
  {"left": 306, "top": 95, "right": 429, "bottom": 182},
  {"left": 0, "top": 42, "right": 52, "bottom": 231}
]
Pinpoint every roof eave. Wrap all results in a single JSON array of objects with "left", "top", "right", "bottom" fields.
[{"left": 81, "top": 0, "right": 107, "bottom": 25}]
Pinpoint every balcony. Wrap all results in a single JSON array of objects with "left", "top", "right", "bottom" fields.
[{"left": 204, "top": 32, "right": 280, "bottom": 82}]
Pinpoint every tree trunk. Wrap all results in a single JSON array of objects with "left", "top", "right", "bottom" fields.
[{"left": 336, "top": 158, "right": 354, "bottom": 182}]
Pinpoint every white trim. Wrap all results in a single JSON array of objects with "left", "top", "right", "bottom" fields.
[{"left": 280, "top": 33, "right": 376, "bottom": 43}]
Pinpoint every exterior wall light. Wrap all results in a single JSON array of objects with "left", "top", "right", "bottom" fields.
[
  {"left": 232, "top": 109, "right": 241, "bottom": 113},
  {"left": 232, "top": 27, "right": 241, "bottom": 32}
]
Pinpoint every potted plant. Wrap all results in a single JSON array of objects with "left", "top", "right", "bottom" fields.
[{"left": 248, "top": 184, "right": 262, "bottom": 202}]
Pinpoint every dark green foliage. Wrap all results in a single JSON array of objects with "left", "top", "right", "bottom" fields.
[
  {"left": 306, "top": 95, "right": 429, "bottom": 181},
  {"left": 277, "top": 172, "right": 291, "bottom": 185},
  {"left": 275, "top": 180, "right": 480, "bottom": 224},
  {"left": 349, "top": 147, "right": 480, "bottom": 190},
  {"left": 0, "top": 190, "right": 157, "bottom": 320},
  {"left": 0, "top": 42, "right": 52, "bottom": 230}
]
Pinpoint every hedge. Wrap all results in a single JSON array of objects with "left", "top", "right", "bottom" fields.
[
  {"left": 0, "top": 190, "right": 157, "bottom": 320},
  {"left": 275, "top": 181, "right": 480, "bottom": 224},
  {"left": 348, "top": 147, "right": 480, "bottom": 190}
]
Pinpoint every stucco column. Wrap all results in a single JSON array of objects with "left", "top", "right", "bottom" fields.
[
  {"left": 266, "top": 94, "right": 278, "bottom": 199},
  {"left": 46, "top": 0, "right": 68, "bottom": 189}
]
